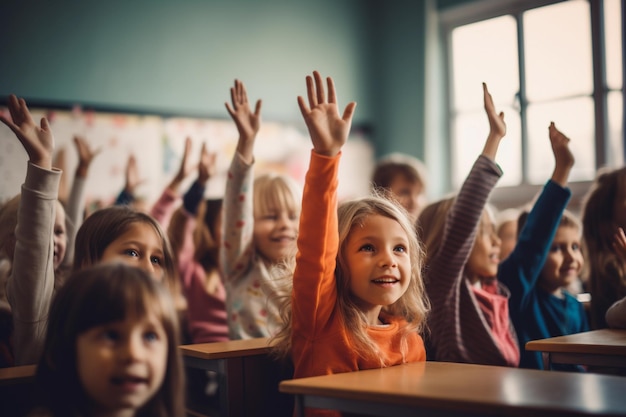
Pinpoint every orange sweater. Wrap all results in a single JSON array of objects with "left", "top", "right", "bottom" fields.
[{"left": 291, "top": 151, "right": 426, "bottom": 417}]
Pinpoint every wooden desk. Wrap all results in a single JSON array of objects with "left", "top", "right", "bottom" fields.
[
  {"left": 280, "top": 361, "right": 626, "bottom": 417},
  {"left": 525, "top": 329, "right": 626, "bottom": 370},
  {"left": 180, "top": 337, "right": 291, "bottom": 417},
  {"left": 0, "top": 364, "right": 36, "bottom": 386}
]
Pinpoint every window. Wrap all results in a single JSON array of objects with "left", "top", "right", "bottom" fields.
[{"left": 441, "top": 0, "right": 623, "bottom": 202}]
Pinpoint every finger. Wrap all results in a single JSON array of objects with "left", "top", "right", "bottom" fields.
[
  {"left": 254, "top": 100, "right": 262, "bottom": 117},
  {"left": 40, "top": 117, "right": 51, "bottom": 132},
  {"left": 313, "top": 71, "right": 325, "bottom": 104},
  {"left": 297, "top": 96, "right": 310, "bottom": 117},
  {"left": 230, "top": 87, "right": 238, "bottom": 109},
  {"left": 7, "top": 95, "right": 21, "bottom": 125},
  {"left": 19, "top": 97, "right": 35, "bottom": 126},
  {"left": 240, "top": 81, "right": 249, "bottom": 105},
  {"left": 225, "top": 102, "right": 235, "bottom": 117},
  {"left": 342, "top": 102, "right": 357, "bottom": 122},
  {"left": 305, "top": 75, "right": 316, "bottom": 108},
  {"left": 327, "top": 77, "right": 336, "bottom": 104}
]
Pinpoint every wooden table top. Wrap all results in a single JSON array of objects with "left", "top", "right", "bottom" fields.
[
  {"left": 0, "top": 364, "right": 36, "bottom": 386},
  {"left": 280, "top": 361, "right": 626, "bottom": 416},
  {"left": 179, "top": 337, "right": 275, "bottom": 360},
  {"left": 525, "top": 329, "right": 626, "bottom": 355}
]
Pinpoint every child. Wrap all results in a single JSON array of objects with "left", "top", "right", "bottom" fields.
[
  {"left": 31, "top": 262, "right": 185, "bottom": 417},
  {"left": 151, "top": 137, "right": 229, "bottom": 344},
  {"left": 498, "top": 123, "right": 589, "bottom": 370},
  {"left": 581, "top": 166, "right": 626, "bottom": 329},
  {"left": 73, "top": 205, "right": 186, "bottom": 313},
  {"left": 272, "top": 71, "right": 429, "bottom": 417},
  {"left": 221, "top": 79, "right": 302, "bottom": 339},
  {"left": 0, "top": 95, "right": 97, "bottom": 365},
  {"left": 371, "top": 152, "right": 428, "bottom": 223},
  {"left": 418, "top": 83, "right": 519, "bottom": 366}
]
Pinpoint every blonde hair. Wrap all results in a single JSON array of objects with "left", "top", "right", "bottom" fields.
[
  {"left": 272, "top": 193, "right": 430, "bottom": 366},
  {"left": 253, "top": 173, "right": 302, "bottom": 220}
]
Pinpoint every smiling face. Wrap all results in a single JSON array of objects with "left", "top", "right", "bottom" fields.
[
  {"left": 100, "top": 222, "right": 165, "bottom": 281},
  {"left": 539, "top": 225, "right": 584, "bottom": 296},
  {"left": 344, "top": 214, "right": 411, "bottom": 324},
  {"left": 76, "top": 312, "right": 168, "bottom": 417},
  {"left": 253, "top": 207, "right": 298, "bottom": 266},
  {"left": 466, "top": 211, "right": 501, "bottom": 283}
]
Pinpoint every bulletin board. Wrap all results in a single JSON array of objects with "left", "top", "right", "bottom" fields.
[{"left": 0, "top": 105, "right": 375, "bottom": 208}]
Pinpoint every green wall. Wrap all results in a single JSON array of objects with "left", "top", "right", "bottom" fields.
[{"left": 0, "top": 0, "right": 431, "bottom": 161}]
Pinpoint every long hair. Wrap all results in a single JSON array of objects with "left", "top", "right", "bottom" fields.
[
  {"left": 168, "top": 199, "right": 223, "bottom": 294},
  {"left": 581, "top": 166, "right": 626, "bottom": 328},
  {"left": 34, "top": 263, "right": 185, "bottom": 417},
  {"left": 73, "top": 205, "right": 186, "bottom": 311},
  {"left": 417, "top": 196, "right": 456, "bottom": 269},
  {"left": 272, "top": 194, "right": 429, "bottom": 365}
]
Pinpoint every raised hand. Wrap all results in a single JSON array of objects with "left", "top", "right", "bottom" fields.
[
  {"left": 124, "top": 154, "right": 145, "bottom": 194},
  {"left": 481, "top": 83, "right": 506, "bottom": 160},
  {"left": 73, "top": 135, "right": 101, "bottom": 178},
  {"left": 548, "top": 122, "right": 574, "bottom": 186},
  {"left": 0, "top": 94, "right": 55, "bottom": 169},
  {"left": 225, "top": 79, "right": 262, "bottom": 163},
  {"left": 297, "top": 71, "right": 356, "bottom": 157},
  {"left": 197, "top": 142, "right": 217, "bottom": 185}
]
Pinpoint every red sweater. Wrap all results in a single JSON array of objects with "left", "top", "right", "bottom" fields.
[{"left": 291, "top": 151, "right": 426, "bottom": 417}]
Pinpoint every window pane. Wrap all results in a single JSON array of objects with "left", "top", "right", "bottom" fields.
[
  {"left": 452, "top": 106, "right": 521, "bottom": 188},
  {"left": 608, "top": 91, "right": 624, "bottom": 166},
  {"left": 605, "top": 0, "right": 623, "bottom": 89},
  {"left": 527, "top": 98, "right": 595, "bottom": 184},
  {"left": 524, "top": 0, "right": 593, "bottom": 101},
  {"left": 451, "top": 16, "right": 519, "bottom": 112}
]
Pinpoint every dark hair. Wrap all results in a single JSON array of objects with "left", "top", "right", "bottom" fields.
[{"left": 34, "top": 263, "right": 185, "bottom": 417}]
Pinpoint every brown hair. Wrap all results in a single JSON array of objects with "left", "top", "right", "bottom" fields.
[
  {"left": 73, "top": 205, "right": 185, "bottom": 311},
  {"left": 581, "top": 166, "right": 626, "bottom": 328},
  {"left": 35, "top": 263, "right": 185, "bottom": 417}
]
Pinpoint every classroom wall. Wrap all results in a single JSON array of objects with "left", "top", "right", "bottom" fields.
[{"left": 0, "top": 0, "right": 438, "bottom": 196}]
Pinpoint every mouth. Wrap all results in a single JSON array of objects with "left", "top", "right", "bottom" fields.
[
  {"left": 111, "top": 375, "right": 148, "bottom": 390},
  {"left": 489, "top": 253, "right": 500, "bottom": 264},
  {"left": 372, "top": 277, "right": 400, "bottom": 285},
  {"left": 271, "top": 236, "right": 295, "bottom": 244}
]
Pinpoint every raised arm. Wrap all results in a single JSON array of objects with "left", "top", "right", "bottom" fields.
[
  {"left": 293, "top": 71, "right": 356, "bottom": 333},
  {"left": 549, "top": 122, "right": 575, "bottom": 187},
  {"left": 1, "top": 95, "right": 59, "bottom": 364},
  {"left": 221, "top": 80, "right": 262, "bottom": 278}
]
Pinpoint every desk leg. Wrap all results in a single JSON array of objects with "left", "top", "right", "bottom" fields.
[
  {"left": 294, "top": 394, "right": 305, "bottom": 417},
  {"left": 221, "top": 358, "right": 244, "bottom": 417},
  {"left": 541, "top": 352, "right": 551, "bottom": 370}
]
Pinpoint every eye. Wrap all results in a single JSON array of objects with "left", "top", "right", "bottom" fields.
[
  {"left": 150, "top": 256, "right": 163, "bottom": 266},
  {"left": 54, "top": 227, "right": 66, "bottom": 237},
  {"left": 394, "top": 245, "right": 407, "bottom": 253},
  {"left": 358, "top": 244, "right": 375, "bottom": 252},
  {"left": 549, "top": 245, "right": 562, "bottom": 253},
  {"left": 124, "top": 249, "right": 140, "bottom": 258},
  {"left": 572, "top": 243, "right": 581, "bottom": 251},
  {"left": 103, "top": 329, "right": 120, "bottom": 342},
  {"left": 143, "top": 331, "right": 160, "bottom": 343}
]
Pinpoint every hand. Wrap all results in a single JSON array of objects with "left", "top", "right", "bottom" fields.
[
  {"left": 124, "top": 154, "right": 145, "bottom": 193},
  {"left": 73, "top": 135, "right": 101, "bottom": 178},
  {"left": 548, "top": 122, "right": 574, "bottom": 186},
  {"left": 0, "top": 94, "right": 55, "bottom": 169},
  {"left": 174, "top": 136, "right": 195, "bottom": 183},
  {"left": 481, "top": 83, "right": 506, "bottom": 160},
  {"left": 297, "top": 71, "right": 356, "bottom": 157},
  {"left": 197, "top": 142, "right": 217, "bottom": 184},
  {"left": 613, "top": 228, "right": 626, "bottom": 261},
  {"left": 225, "top": 79, "right": 262, "bottom": 163}
]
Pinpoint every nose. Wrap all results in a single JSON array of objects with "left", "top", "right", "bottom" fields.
[
  {"left": 121, "top": 335, "right": 144, "bottom": 362},
  {"left": 138, "top": 257, "right": 156, "bottom": 277},
  {"left": 378, "top": 247, "right": 397, "bottom": 269}
]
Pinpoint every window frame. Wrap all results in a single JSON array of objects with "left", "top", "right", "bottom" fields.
[{"left": 439, "top": 0, "right": 623, "bottom": 212}]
